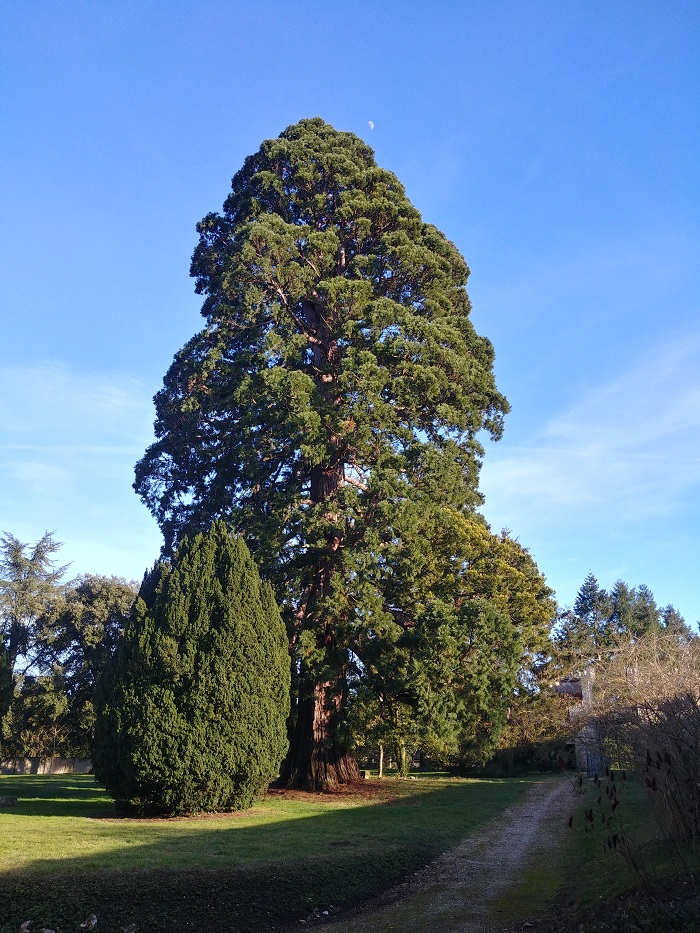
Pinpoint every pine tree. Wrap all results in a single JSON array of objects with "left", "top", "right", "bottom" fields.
[
  {"left": 554, "top": 573, "right": 613, "bottom": 672},
  {"left": 554, "top": 573, "right": 691, "bottom": 677},
  {"left": 93, "top": 522, "right": 290, "bottom": 814}
]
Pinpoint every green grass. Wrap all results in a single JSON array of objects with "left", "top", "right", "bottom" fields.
[{"left": 0, "top": 772, "right": 536, "bottom": 932}]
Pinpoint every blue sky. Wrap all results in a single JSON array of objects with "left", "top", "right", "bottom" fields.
[{"left": 1, "top": 1, "right": 698, "bottom": 623}]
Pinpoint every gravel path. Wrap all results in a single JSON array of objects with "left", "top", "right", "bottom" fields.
[{"left": 322, "top": 777, "right": 573, "bottom": 933}]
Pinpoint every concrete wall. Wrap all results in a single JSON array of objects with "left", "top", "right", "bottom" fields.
[{"left": 0, "top": 757, "right": 92, "bottom": 775}]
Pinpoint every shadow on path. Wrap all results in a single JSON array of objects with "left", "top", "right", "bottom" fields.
[{"left": 322, "top": 777, "right": 573, "bottom": 933}]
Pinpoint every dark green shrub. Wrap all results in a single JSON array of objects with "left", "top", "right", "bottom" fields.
[{"left": 93, "top": 521, "right": 290, "bottom": 814}]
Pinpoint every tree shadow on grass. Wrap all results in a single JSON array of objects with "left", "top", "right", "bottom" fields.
[
  {"left": 0, "top": 774, "right": 112, "bottom": 817},
  {"left": 0, "top": 774, "right": 549, "bottom": 933}
]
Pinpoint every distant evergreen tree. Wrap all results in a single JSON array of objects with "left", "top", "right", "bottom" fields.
[
  {"left": 554, "top": 573, "right": 613, "bottom": 671},
  {"left": 660, "top": 604, "right": 694, "bottom": 641},
  {"left": 628, "top": 583, "right": 659, "bottom": 637},
  {"left": 553, "top": 572, "right": 692, "bottom": 677},
  {"left": 93, "top": 522, "right": 290, "bottom": 814},
  {"left": 608, "top": 579, "right": 636, "bottom": 637},
  {"left": 573, "top": 572, "right": 613, "bottom": 645},
  {"left": 0, "top": 531, "right": 67, "bottom": 673}
]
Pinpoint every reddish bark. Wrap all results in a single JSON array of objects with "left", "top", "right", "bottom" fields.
[
  {"left": 281, "top": 299, "right": 357, "bottom": 790},
  {"left": 279, "top": 679, "right": 360, "bottom": 790}
]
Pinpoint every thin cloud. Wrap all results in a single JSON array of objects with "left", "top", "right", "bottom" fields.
[
  {"left": 0, "top": 363, "right": 162, "bottom": 581},
  {"left": 481, "top": 334, "right": 700, "bottom": 528},
  {"left": 0, "top": 362, "right": 154, "bottom": 445}
]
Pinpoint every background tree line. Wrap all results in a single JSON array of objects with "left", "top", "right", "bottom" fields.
[
  {"left": 0, "top": 531, "right": 137, "bottom": 759},
  {"left": 3, "top": 523, "right": 692, "bottom": 785},
  {"left": 490, "top": 571, "right": 695, "bottom": 775}
]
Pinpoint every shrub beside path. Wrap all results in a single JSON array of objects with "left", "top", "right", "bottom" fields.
[{"left": 322, "top": 776, "right": 573, "bottom": 933}]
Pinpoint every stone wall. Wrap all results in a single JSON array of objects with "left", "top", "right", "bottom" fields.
[{"left": 0, "top": 757, "right": 92, "bottom": 775}]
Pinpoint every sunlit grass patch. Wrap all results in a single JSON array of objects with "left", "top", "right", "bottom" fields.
[{"left": 0, "top": 772, "right": 537, "bottom": 932}]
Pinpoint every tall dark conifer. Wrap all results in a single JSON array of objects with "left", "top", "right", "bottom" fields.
[
  {"left": 135, "top": 118, "right": 512, "bottom": 788},
  {"left": 93, "top": 522, "right": 289, "bottom": 814}
]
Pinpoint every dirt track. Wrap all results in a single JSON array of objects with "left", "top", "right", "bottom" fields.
[{"left": 322, "top": 777, "right": 573, "bottom": 933}]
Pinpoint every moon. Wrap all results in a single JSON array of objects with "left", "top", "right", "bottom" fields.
[{"left": 368, "top": 121, "right": 374, "bottom": 130}]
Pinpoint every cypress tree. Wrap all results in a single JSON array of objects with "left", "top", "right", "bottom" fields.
[{"left": 93, "top": 521, "right": 290, "bottom": 814}]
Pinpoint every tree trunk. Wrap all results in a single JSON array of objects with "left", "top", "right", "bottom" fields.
[
  {"left": 279, "top": 679, "right": 360, "bottom": 789},
  {"left": 280, "top": 300, "right": 354, "bottom": 790},
  {"left": 396, "top": 740, "right": 409, "bottom": 777},
  {"left": 378, "top": 742, "right": 384, "bottom": 779}
]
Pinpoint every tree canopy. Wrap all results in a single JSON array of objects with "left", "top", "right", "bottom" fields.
[
  {"left": 0, "top": 531, "right": 67, "bottom": 673},
  {"left": 134, "top": 118, "right": 527, "bottom": 787},
  {"left": 0, "top": 544, "right": 138, "bottom": 759},
  {"left": 553, "top": 572, "right": 693, "bottom": 677},
  {"left": 35, "top": 574, "right": 138, "bottom": 756},
  {"left": 93, "top": 522, "right": 290, "bottom": 814}
]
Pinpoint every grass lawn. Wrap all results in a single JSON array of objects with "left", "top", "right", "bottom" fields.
[{"left": 0, "top": 772, "right": 538, "bottom": 932}]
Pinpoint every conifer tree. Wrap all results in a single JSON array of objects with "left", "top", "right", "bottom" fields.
[
  {"left": 93, "top": 522, "right": 290, "bottom": 814},
  {"left": 0, "top": 531, "right": 67, "bottom": 673},
  {"left": 134, "top": 118, "right": 514, "bottom": 788},
  {"left": 553, "top": 572, "right": 690, "bottom": 677}
]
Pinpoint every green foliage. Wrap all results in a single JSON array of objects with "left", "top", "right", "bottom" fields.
[
  {"left": 346, "top": 523, "right": 554, "bottom": 769},
  {"left": 553, "top": 572, "right": 692, "bottom": 676},
  {"left": 135, "top": 118, "right": 508, "bottom": 560},
  {"left": 93, "top": 522, "right": 290, "bottom": 814},
  {"left": 1, "top": 673, "right": 69, "bottom": 758},
  {"left": 0, "top": 531, "right": 67, "bottom": 672},
  {"left": 555, "top": 572, "right": 615, "bottom": 668},
  {"left": 0, "top": 575, "right": 137, "bottom": 759},
  {"left": 0, "top": 531, "right": 69, "bottom": 756},
  {"left": 411, "top": 597, "right": 521, "bottom": 767},
  {"left": 36, "top": 574, "right": 137, "bottom": 756},
  {"left": 132, "top": 118, "right": 560, "bottom": 784}
]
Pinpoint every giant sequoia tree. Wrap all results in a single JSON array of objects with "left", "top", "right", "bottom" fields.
[{"left": 135, "top": 118, "right": 513, "bottom": 789}]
